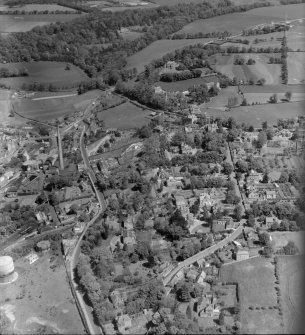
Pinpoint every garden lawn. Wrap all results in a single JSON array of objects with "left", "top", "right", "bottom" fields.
[{"left": 287, "top": 52, "right": 305, "bottom": 84}]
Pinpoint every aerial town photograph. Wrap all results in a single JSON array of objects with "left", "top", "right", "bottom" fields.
[{"left": 0, "top": 0, "right": 304, "bottom": 334}]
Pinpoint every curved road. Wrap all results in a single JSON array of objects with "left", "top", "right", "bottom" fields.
[{"left": 69, "top": 125, "right": 107, "bottom": 335}]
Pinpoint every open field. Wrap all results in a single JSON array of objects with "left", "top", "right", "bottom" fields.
[
  {"left": 0, "top": 4, "right": 78, "bottom": 11},
  {"left": 157, "top": 75, "right": 218, "bottom": 92},
  {"left": 119, "top": 30, "right": 144, "bottom": 41},
  {"left": 0, "top": 62, "right": 88, "bottom": 89},
  {"left": 240, "top": 84, "right": 305, "bottom": 93},
  {"left": 242, "top": 92, "right": 305, "bottom": 104},
  {"left": 126, "top": 38, "right": 212, "bottom": 72},
  {"left": 277, "top": 255, "right": 303, "bottom": 334},
  {"left": 270, "top": 231, "right": 305, "bottom": 254},
  {"left": 205, "top": 100, "right": 305, "bottom": 127},
  {"left": 0, "top": 253, "right": 85, "bottom": 334},
  {"left": 97, "top": 101, "right": 151, "bottom": 129},
  {"left": 205, "top": 86, "right": 241, "bottom": 108},
  {"left": 245, "top": 3, "right": 305, "bottom": 19},
  {"left": 210, "top": 53, "right": 281, "bottom": 84},
  {"left": 12, "top": 90, "right": 101, "bottom": 121},
  {"left": 221, "top": 257, "right": 283, "bottom": 334},
  {"left": 287, "top": 52, "right": 305, "bottom": 84},
  {"left": 0, "top": 14, "right": 83, "bottom": 33}
]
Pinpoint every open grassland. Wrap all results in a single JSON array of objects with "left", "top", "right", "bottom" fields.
[
  {"left": 126, "top": 38, "right": 212, "bottom": 72},
  {"left": 0, "top": 4, "right": 78, "bottom": 11},
  {"left": 13, "top": 90, "right": 100, "bottom": 121},
  {"left": 277, "top": 255, "right": 303, "bottom": 334},
  {"left": 0, "top": 254, "right": 85, "bottom": 334},
  {"left": 245, "top": 3, "right": 305, "bottom": 19},
  {"left": 0, "top": 62, "right": 88, "bottom": 89},
  {"left": 97, "top": 101, "right": 151, "bottom": 129},
  {"left": 287, "top": 52, "right": 305, "bottom": 84},
  {"left": 205, "top": 100, "right": 305, "bottom": 127},
  {"left": 210, "top": 53, "right": 281, "bottom": 84},
  {"left": 0, "top": 13, "right": 83, "bottom": 33},
  {"left": 205, "top": 86, "right": 241, "bottom": 108},
  {"left": 221, "top": 257, "right": 283, "bottom": 334},
  {"left": 157, "top": 75, "right": 218, "bottom": 92},
  {"left": 241, "top": 84, "right": 305, "bottom": 93}
]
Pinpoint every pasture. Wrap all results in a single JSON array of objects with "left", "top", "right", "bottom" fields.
[
  {"left": 0, "top": 62, "right": 88, "bottom": 89},
  {"left": 97, "top": 101, "right": 151, "bottom": 129},
  {"left": 0, "top": 4, "right": 78, "bottom": 12},
  {"left": 221, "top": 257, "right": 283, "bottom": 334},
  {"left": 176, "top": 4, "right": 305, "bottom": 36},
  {"left": 205, "top": 100, "right": 305, "bottom": 127},
  {"left": 12, "top": 90, "right": 101, "bottom": 121},
  {"left": 270, "top": 232, "right": 304, "bottom": 254},
  {"left": 287, "top": 52, "right": 305, "bottom": 84},
  {"left": 205, "top": 86, "right": 241, "bottom": 108},
  {"left": 0, "top": 14, "right": 82, "bottom": 33},
  {"left": 210, "top": 53, "right": 281, "bottom": 84},
  {"left": 276, "top": 255, "right": 303, "bottom": 334},
  {"left": 125, "top": 37, "right": 212, "bottom": 72}
]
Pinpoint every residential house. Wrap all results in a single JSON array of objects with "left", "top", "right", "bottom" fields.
[
  {"left": 196, "top": 270, "right": 207, "bottom": 286},
  {"left": 235, "top": 249, "right": 249, "bottom": 261},
  {"left": 165, "top": 61, "right": 179, "bottom": 70},
  {"left": 212, "top": 217, "right": 234, "bottom": 233},
  {"left": 246, "top": 170, "right": 263, "bottom": 184},
  {"left": 25, "top": 253, "right": 39, "bottom": 264}
]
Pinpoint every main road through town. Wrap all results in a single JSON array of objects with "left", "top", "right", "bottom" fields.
[
  {"left": 163, "top": 221, "right": 245, "bottom": 286},
  {"left": 68, "top": 126, "right": 107, "bottom": 335}
]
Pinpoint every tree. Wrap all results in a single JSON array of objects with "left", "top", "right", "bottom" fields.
[
  {"left": 285, "top": 91, "right": 292, "bottom": 101},
  {"left": 241, "top": 97, "right": 248, "bottom": 106},
  {"left": 234, "top": 205, "right": 243, "bottom": 221},
  {"left": 269, "top": 93, "right": 278, "bottom": 104},
  {"left": 222, "top": 162, "right": 233, "bottom": 175},
  {"left": 283, "top": 241, "right": 298, "bottom": 255},
  {"left": 257, "top": 78, "right": 266, "bottom": 85},
  {"left": 219, "top": 310, "right": 225, "bottom": 326},
  {"left": 262, "top": 121, "right": 268, "bottom": 130},
  {"left": 278, "top": 172, "right": 289, "bottom": 183},
  {"left": 235, "top": 160, "right": 248, "bottom": 173},
  {"left": 248, "top": 214, "right": 255, "bottom": 227},
  {"left": 257, "top": 131, "right": 267, "bottom": 148},
  {"left": 259, "top": 232, "right": 271, "bottom": 246},
  {"left": 262, "top": 173, "right": 269, "bottom": 183},
  {"left": 177, "top": 284, "right": 191, "bottom": 302}
]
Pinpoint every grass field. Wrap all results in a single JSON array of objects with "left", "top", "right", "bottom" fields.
[
  {"left": 205, "top": 86, "right": 241, "bottom": 108},
  {"left": 287, "top": 52, "right": 305, "bottom": 84},
  {"left": 126, "top": 38, "right": 212, "bottom": 72},
  {"left": 0, "top": 14, "right": 83, "bottom": 33},
  {"left": 0, "top": 253, "right": 85, "bottom": 334},
  {"left": 210, "top": 53, "right": 281, "bottom": 84},
  {"left": 205, "top": 100, "right": 305, "bottom": 127},
  {"left": 277, "top": 255, "right": 303, "bottom": 334},
  {"left": 13, "top": 90, "right": 100, "bottom": 121},
  {"left": 221, "top": 257, "right": 283, "bottom": 334},
  {"left": 97, "top": 101, "right": 151, "bottom": 129},
  {"left": 0, "top": 4, "right": 78, "bottom": 11},
  {"left": 0, "top": 62, "right": 88, "bottom": 89}
]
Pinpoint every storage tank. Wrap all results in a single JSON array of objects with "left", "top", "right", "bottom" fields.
[{"left": 0, "top": 256, "right": 14, "bottom": 277}]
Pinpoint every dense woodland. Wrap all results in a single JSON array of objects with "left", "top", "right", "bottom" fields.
[{"left": 0, "top": 1, "right": 272, "bottom": 83}]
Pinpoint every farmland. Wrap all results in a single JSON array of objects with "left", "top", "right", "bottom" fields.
[
  {"left": 126, "top": 38, "right": 212, "bottom": 72},
  {"left": 0, "top": 62, "right": 88, "bottom": 90},
  {"left": 0, "top": 253, "right": 85, "bottom": 334},
  {"left": 220, "top": 257, "right": 283, "bottom": 334},
  {"left": 0, "top": 4, "right": 78, "bottom": 12},
  {"left": 210, "top": 53, "right": 281, "bottom": 84},
  {"left": 205, "top": 100, "right": 305, "bottom": 127},
  {"left": 0, "top": 13, "right": 83, "bottom": 33},
  {"left": 12, "top": 90, "right": 101, "bottom": 121},
  {"left": 97, "top": 101, "right": 151, "bottom": 129},
  {"left": 287, "top": 52, "right": 305, "bottom": 84},
  {"left": 276, "top": 256, "right": 303, "bottom": 334}
]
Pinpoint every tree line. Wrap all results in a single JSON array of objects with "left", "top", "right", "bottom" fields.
[
  {"left": 0, "top": 67, "right": 28, "bottom": 78},
  {"left": 0, "top": 1, "right": 272, "bottom": 82}
]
